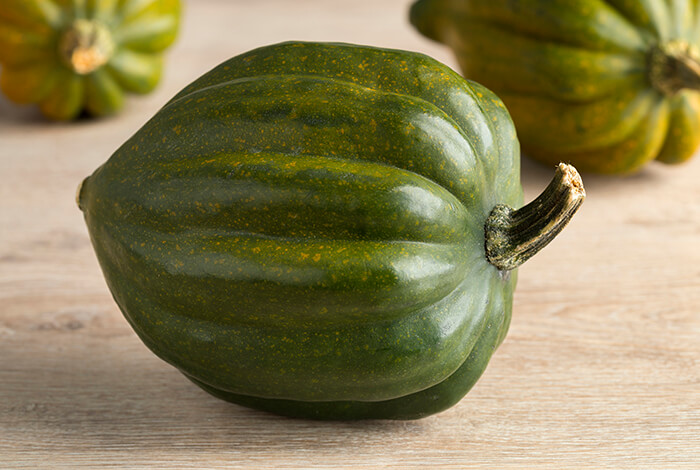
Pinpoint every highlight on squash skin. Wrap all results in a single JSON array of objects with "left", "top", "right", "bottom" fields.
[
  {"left": 0, "top": 0, "right": 181, "bottom": 120},
  {"left": 409, "top": 0, "right": 700, "bottom": 174}
]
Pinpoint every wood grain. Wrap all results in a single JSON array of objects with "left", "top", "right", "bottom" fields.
[{"left": 1, "top": 1, "right": 699, "bottom": 468}]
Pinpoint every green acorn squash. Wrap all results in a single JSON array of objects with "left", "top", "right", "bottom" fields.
[
  {"left": 0, "top": 0, "right": 180, "bottom": 120},
  {"left": 78, "top": 42, "right": 584, "bottom": 420},
  {"left": 410, "top": 0, "right": 700, "bottom": 174}
]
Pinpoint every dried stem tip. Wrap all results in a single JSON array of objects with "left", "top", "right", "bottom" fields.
[
  {"left": 58, "top": 19, "right": 114, "bottom": 75},
  {"left": 485, "top": 163, "right": 585, "bottom": 271}
]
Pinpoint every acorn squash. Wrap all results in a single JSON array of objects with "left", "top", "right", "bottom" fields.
[
  {"left": 410, "top": 0, "right": 700, "bottom": 174},
  {"left": 78, "top": 42, "right": 584, "bottom": 420},
  {"left": 0, "top": 0, "right": 180, "bottom": 120}
]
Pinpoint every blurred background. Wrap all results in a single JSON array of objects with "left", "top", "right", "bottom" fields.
[{"left": 1, "top": 1, "right": 698, "bottom": 469}]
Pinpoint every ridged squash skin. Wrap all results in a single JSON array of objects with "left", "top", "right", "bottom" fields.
[
  {"left": 410, "top": 0, "right": 700, "bottom": 174},
  {"left": 78, "top": 42, "right": 523, "bottom": 420},
  {"left": 0, "top": 0, "right": 180, "bottom": 120}
]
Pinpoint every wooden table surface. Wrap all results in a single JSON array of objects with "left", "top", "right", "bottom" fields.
[{"left": 1, "top": 1, "right": 699, "bottom": 468}]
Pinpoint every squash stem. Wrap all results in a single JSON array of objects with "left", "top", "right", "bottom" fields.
[
  {"left": 58, "top": 19, "right": 114, "bottom": 75},
  {"left": 649, "top": 40, "right": 700, "bottom": 96},
  {"left": 485, "top": 163, "right": 585, "bottom": 272}
]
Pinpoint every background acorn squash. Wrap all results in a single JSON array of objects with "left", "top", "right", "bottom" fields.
[
  {"left": 78, "top": 42, "right": 584, "bottom": 420},
  {"left": 0, "top": 0, "right": 180, "bottom": 120},
  {"left": 410, "top": 0, "right": 700, "bottom": 174}
]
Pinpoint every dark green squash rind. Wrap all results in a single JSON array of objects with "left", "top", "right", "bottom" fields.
[
  {"left": 184, "top": 275, "right": 513, "bottom": 421},
  {"left": 79, "top": 42, "right": 522, "bottom": 418}
]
